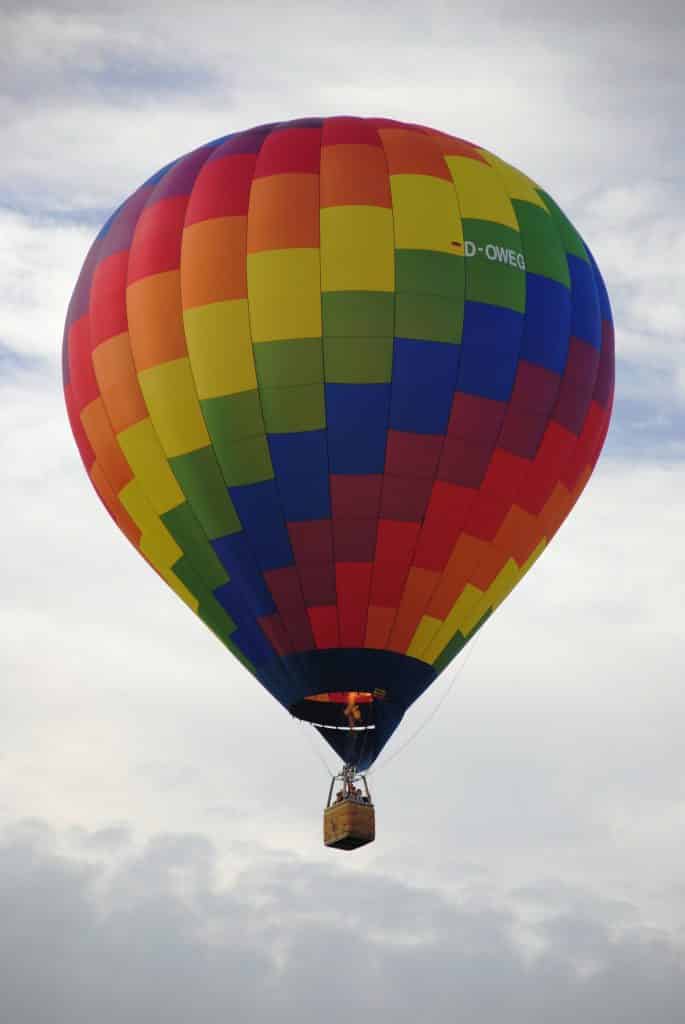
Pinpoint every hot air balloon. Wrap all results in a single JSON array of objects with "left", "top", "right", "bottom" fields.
[{"left": 63, "top": 116, "right": 614, "bottom": 850}]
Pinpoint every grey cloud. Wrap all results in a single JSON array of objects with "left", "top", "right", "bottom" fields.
[{"left": 1, "top": 821, "right": 684, "bottom": 1024}]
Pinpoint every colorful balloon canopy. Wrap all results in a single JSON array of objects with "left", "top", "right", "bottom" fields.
[{"left": 63, "top": 116, "right": 614, "bottom": 768}]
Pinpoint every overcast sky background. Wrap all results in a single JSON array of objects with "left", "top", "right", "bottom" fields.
[{"left": 2, "top": 1, "right": 684, "bottom": 1020}]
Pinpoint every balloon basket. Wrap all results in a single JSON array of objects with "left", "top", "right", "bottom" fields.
[{"left": 323, "top": 766, "right": 375, "bottom": 850}]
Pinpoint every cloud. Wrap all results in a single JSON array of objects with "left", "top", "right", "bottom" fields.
[{"left": 0, "top": 819, "right": 683, "bottom": 1024}]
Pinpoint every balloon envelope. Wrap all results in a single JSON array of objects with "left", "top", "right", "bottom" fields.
[{"left": 63, "top": 116, "right": 614, "bottom": 768}]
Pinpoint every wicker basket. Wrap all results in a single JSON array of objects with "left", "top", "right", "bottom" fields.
[{"left": 323, "top": 799, "right": 375, "bottom": 850}]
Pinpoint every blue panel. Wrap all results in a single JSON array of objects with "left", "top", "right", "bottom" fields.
[
  {"left": 228, "top": 480, "right": 293, "bottom": 570},
  {"left": 229, "top": 625, "right": 274, "bottom": 665},
  {"left": 587, "top": 249, "right": 613, "bottom": 324},
  {"left": 389, "top": 338, "right": 460, "bottom": 434},
  {"left": 568, "top": 254, "right": 601, "bottom": 349},
  {"left": 269, "top": 430, "right": 328, "bottom": 475},
  {"left": 457, "top": 302, "right": 524, "bottom": 402},
  {"left": 520, "top": 274, "right": 571, "bottom": 374},
  {"left": 326, "top": 383, "right": 390, "bottom": 473},
  {"left": 268, "top": 430, "right": 331, "bottom": 521},
  {"left": 211, "top": 532, "right": 276, "bottom": 617}
]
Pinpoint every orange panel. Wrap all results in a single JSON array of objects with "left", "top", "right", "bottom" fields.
[
  {"left": 493, "top": 504, "right": 544, "bottom": 568},
  {"left": 100, "top": 377, "right": 148, "bottom": 434},
  {"left": 181, "top": 216, "right": 248, "bottom": 306},
  {"left": 365, "top": 605, "right": 396, "bottom": 649},
  {"left": 538, "top": 482, "right": 573, "bottom": 538},
  {"left": 377, "top": 128, "right": 452, "bottom": 180},
  {"left": 80, "top": 398, "right": 134, "bottom": 494},
  {"left": 427, "top": 572, "right": 470, "bottom": 621},
  {"left": 93, "top": 333, "right": 148, "bottom": 433},
  {"left": 388, "top": 567, "right": 440, "bottom": 652},
  {"left": 320, "top": 144, "right": 392, "bottom": 207},
  {"left": 247, "top": 174, "right": 320, "bottom": 252},
  {"left": 127, "top": 270, "right": 187, "bottom": 371},
  {"left": 92, "top": 331, "right": 136, "bottom": 387},
  {"left": 470, "top": 545, "right": 509, "bottom": 591},
  {"left": 90, "top": 463, "right": 141, "bottom": 545}
]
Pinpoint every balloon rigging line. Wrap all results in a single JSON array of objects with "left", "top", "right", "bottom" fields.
[
  {"left": 369, "top": 631, "right": 483, "bottom": 777},
  {"left": 299, "top": 719, "right": 336, "bottom": 778}
]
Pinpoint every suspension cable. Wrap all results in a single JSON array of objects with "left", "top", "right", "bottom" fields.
[{"left": 369, "top": 633, "right": 483, "bottom": 777}]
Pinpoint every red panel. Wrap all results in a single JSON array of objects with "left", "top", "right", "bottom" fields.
[
  {"left": 595, "top": 321, "right": 615, "bottom": 408},
  {"left": 380, "top": 474, "right": 433, "bottom": 521},
  {"left": 287, "top": 520, "right": 334, "bottom": 565},
  {"left": 447, "top": 392, "right": 506, "bottom": 443},
  {"left": 510, "top": 360, "right": 561, "bottom": 414},
  {"left": 280, "top": 604, "right": 315, "bottom": 652},
  {"left": 127, "top": 195, "right": 186, "bottom": 283},
  {"left": 498, "top": 409, "right": 549, "bottom": 459},
  {"left": 481, "top": 449, "right": 528, "bottom": 503},
  {"left": 185, "top": 154, "right": 257, "bottom": 224},
  {"left": 374, "top": 520, "right": 421, "bottom": 563},
  {"left": 65, "top": 385, "right": 95, "bottom": 468},
  {"left": 370, "top": 560, "right": 411, "bottom": 607},
  {"left": 413, "top": 483, "right": 477, "bottom": 570},
  {"left": 322, "top": 117, "right": 383, "bottom": 147},
  {"left": 254, "top": 126, "right": 322, "bottom": 177},
  {"left": 330, "top": 474, "right": 382, "bottom": 519},
  {"left": 384, "top": 431, "right": 443, "bottom": 478},
  {"left": 68, "top": 318, "right": 99, "bottom": 407},
  {"left": 333, "top": 517, "right": 377, "bottom": 562},
  {"left": 258, "top": 614, "right": 293, "bottom": 656},
  {"left": 336, "top": 563, "right": 373, "bottom": 647},
  {"left": 553, "top": 337, "right": 600, "bottom": 436},
  {"left": 464, "top": 494, "right": 510, "bottom": 542},
  {"left": 91, "top": 251, "right": 129, "bottom": 346},
  {"left": 297, "top": 562, "right": 337, "bottom": 606},
  {"left": 438, "top": 438, "right": 492, "bottom": 488},
  {"left": 263, "top": 566, "right": 305, "bottom": 612},
  {"left": 308, "top": 605, "right": 339, "bottom": 649}
]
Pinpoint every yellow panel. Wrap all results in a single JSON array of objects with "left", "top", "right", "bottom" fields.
[
  {"left": 477, "top": 150, "right": 548, "bottom": 210},
  {"left": 183, "top": 299, "right": 257, "bottom": 398},
  {"left": 389, "top": 175, "right": 463, "bottom": 254},
  {"left": 117, "top": 418, "right": 185, "bottom": 515},
  {"left": 445, "top": 155, "right": 519, "bottom": 229},
  {"left": 119, "top": 479, "right": 182, "bottom": 568},
  {"left": 159, "top": 566, "right": 199, "bottom": 611},
  {"left": 521, "top": 538, "right": 546, "bottom": 575},
  {"left": 407, "top": 615, "right": 442, "bottom": 659},
  {"left": 484, "top": 557, "right": 521, "bottom": 611},
  {"left": 247, "top": 248, "right": 321, "bottom": 342},
  {"left": 423, "top": 583, "right": 483, "bottom": 663},
  {"left": 320, "top": 206, "right": 394, "bottom": 292},
  {"left": 138, "top": 358, "right": 210, "bottom": 457}
]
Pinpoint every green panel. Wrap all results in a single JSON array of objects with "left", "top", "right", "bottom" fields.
[
  {"left": 201, "top": 390, "right": 265, "bottom": 443},
  {"left": 161, "top": 503, "right": 228, "bottom": 589},
  {"left": 213, "top": 435, "right": 274, "bottom": 487},
  {"left": 259, "top": 383, "right": 326, "bottom": 432},
  {"left": 395, "top": 292, "right": 462, "bottom": 343},
  {"left": 253, "top": 338, "right": 323, "bottom": 388},
  {"left": 462, "top": 219, "right": 526, "bottom": 313},
  {"left": 197, "top": 596, "right": 256, "bottom": 673},
  {"left": 512, "top": 200, "right": 570, "bottom": 288},
  {"left": 395, "top": 249, "right": 464, "bottom": 298},
  {"left": 324, "top": 337, "right": 393, "bottom": 383},
  {"left": 170, "top": 447, "right": 241, "bottom": 538},
  {"left": 433, "top": 608, "right": 492, "bottom": 674},
  {"left": 322, "top": 291, "right": 395, "bottom": 337},
  {"left": 536, "top": 189, "right": 589, "bottom": 262}
]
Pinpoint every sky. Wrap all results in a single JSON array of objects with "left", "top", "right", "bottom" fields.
[{"left": 2, "top": 1, "right": 684, "bottom": 1019}]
